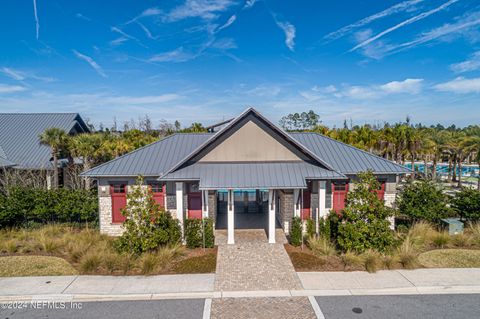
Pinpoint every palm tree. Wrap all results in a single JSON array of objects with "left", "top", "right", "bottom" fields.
[
  {"left": 39, "top": 128, "right": 68, "bottom": 189},
  {"left": 69, "top": 133, "right": 103, "bottom": 189},
  {"left": 406, "top": 127, "right": 422, "bottom": 175},
  {"left": 462, "top": 136, "right": 480, "bottom": 190}
]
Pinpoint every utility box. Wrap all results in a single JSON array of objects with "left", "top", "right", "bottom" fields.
[{"left": 441, "top": 218, "right": 464, "bottom": 235}]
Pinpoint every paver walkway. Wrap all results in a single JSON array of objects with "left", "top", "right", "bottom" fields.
[
  {"left": 214, "top": 229, "right": 302, "bottom": 291},
  {"left": 211, "top": 297, "right": 316, "bottom": 319}
]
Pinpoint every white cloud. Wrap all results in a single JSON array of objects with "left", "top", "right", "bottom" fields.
[
  {"left": 149, "top": 47, "right": 197, "bottom": 63},
  {"left": 0, "top": 84, "right": 27, "bottom": 94},
  {"left": 33, "top": 0, "right": 40, "bottom": 39},
  {"left": 351, "top": 0, "right": 460, "bottom": 52},
  {"left": 244, "top": 0, "right": 258, "bottom": 9},
  {"left": 451, "top": 51, "right": 480, "bottom": 73},
  {"left": 0, "top": 67, "right": 55, "bottom": 82},
  {"left": 276, "top": 21, "right": 296, "bottom": 51},
  {"left": 391, "top": 11, "right": 480, "bottom": 53},
  {"left": 247, "top": 84, "right": 281, "bottom": 97},
  {"left": 136, "top": 22, "right": 156, "bottom": 40},
  {"left": 110, "top": 37, "right": 128, "bottom": 46},
  {"left": 72, "top": 50, "right": 107, "bottom": 78},
  {"left": 210, "top": 38, "right": 237, "bottom": 50},
  {"left": 101, "top": 94, "right": 181, "bottom": 105},
  {"left": 164, "top": 0, "right": 236, "bottom": 22},
  {"left": 218, "top": 14, "right": 236, "bottom": 31},
  {"left": 312, "top": 85, "right": 338, "bottom": 93},
  {"left": 434, "top": 77, "right": 480, "bottom": 93},
  {"left": 1, "top": 68, "right": 25, "bottom": 81},
  {"left": 324, "top": 0, "right": 424, "bottom": 40},
  {"left": 380, "top": 78, "right": 423, "bottom": 94},
  {"left": 125, "top": 7, "right": 163, "bottom": 24}
]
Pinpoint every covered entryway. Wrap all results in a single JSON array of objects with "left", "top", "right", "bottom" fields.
[{"left": 216, "top": 190, "right": 278, "bottom": 229}]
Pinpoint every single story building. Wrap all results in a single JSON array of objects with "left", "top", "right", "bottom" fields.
[
  {"left": 82, "top": 108, "right": 408, "bottom": 244},
  {"left": 0, "top": 113, "right": 90, "bottom": 188}
]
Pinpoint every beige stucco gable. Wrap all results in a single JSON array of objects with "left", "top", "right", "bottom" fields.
[{"left": 198, "top": 120, "right": 302, "bottom": 162}]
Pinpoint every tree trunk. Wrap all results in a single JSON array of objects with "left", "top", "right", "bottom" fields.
[
  {"left": 477, "top": 160, "right": 480, "bottom": 191},
  {"left": 83, "top": 160, "right": 91, "bottom": 190},
  {"left": 424, "top": 156, "right": 428, "bottom": 178},
  {"left": 458, "top": 158, "right": 462, "bottom": 188},
  {"left": 53, "top": 151, "right": 58, "bottom": 189},
  {"left": 448, "top": 158, "right": 452, "bottom": 182},
  {"left": 452, "top": 156, "right": 457, "bottom": 182},
  {"left": 432, "top": 155, "right": 437, "bottom": 180}
]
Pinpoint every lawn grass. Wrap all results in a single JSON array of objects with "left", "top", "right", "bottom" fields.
[
  {"left": 0, "top": 256, "right": 78, "bottom": 277},
  {"left": 419, "top": 249, "right": 480, "bottom": 268}
]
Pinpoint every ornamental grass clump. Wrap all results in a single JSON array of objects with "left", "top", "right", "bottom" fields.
[
  {"left": 362, "top": 249, "right": 382, "bottom": 273},
  {"left": 431, "top": 231, "right": 450, "bottom": 249},
  {"left": 307, "top": 236, "right": 336, "bottom": 257},
  {"left": 397, "top": 237, "right": 419, "bottom": 269},
  {"left": 340, "top": 250, "right": 363, "bottom": 269}
]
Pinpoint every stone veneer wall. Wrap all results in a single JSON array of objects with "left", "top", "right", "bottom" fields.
[
  {"left": 278, "top": 190, "right": 294, "bottom": 234},
  {"left": 98, "top": 185, "right": 124, "bottom": 236},
  {"left": 208, "top": 191, "right": 217, "bottom": 222}
]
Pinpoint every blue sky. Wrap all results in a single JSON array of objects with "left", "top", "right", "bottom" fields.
[{"left": 1, "top": 0, "right": 480, "bottom": 128}]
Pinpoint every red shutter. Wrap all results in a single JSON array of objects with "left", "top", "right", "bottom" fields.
[
  {"left": 150, "top": 183, "right": 165, "bottom": 208},
  {"left": 333, "top": 182, "right": 349, "bottom": 213},
  {"left": 111, "top": 184, "right": 127, "bottom": 223},
  {"left": 375, "top": 182, "right": 385, "bottom": 200},
  {"left": 301, "top": 189, "right": 311, "bottom": 220},
  {"left": 187, "top": 192, "right": 202, "bottom": 219}
]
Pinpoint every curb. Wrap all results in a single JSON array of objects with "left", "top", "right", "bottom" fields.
[{"left": 1, "top": 286, "right": 480, "bottom": 302}]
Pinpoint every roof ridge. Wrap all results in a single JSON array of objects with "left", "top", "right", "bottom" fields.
[
  {"left": 80, "top": 134, "right": 178, "bottom": 176},
  {"left": 162, "top": 108, "right": 339, "bottom": 177},
  {"left": 291, "top": 132, "right": 407, "bottom": 169}
]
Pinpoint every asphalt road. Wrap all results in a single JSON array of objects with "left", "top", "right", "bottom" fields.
[
  {"left": 316, "top": 294, "right": 480, "bottom": 319},
  {"left": 0, "top": 299, "right": 205, "bottom": 319}
]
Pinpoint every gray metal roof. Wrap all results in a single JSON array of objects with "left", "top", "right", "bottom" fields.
[
  {"left": 160, "top": 162, "right": 346, "bottom": 189},
  {"left": 0, "top": 156, "right": 16, "bottom": 168},
  {"left": 80, "top": 133, "right": 212, "bottom": 177},
  {"left": 0, "top": 113, "right": 89, "bottom": 170},
  {"left": 82, "top": 109, "right": 408, "bottom": 180},
  {"left": 290, "top": 132, "right": 409, "bottom": 174}
]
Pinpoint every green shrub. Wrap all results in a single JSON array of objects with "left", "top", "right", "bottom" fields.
[
  {"left": 337, "top": 171, "right": 394, "bottom": 253},
  {"left": 319, "top": 216, "right": 331, "bottom": 240},
  {"left": 290, "top": 217, "right": 303, "bottom": 246},
  {"left": 114, "top": 176, "right": 181, "bottom": 254},
  {"left": 0, "top": 187, "right": 98, "bottom": 228},
  {"left": 396, "top": 180, "right": 450, "bottom": 223},
  {"left": 451, "top": 188, "right": 480, "bottom": 221},
  {"left": 184, "top": 218, "right": 215, "bottom": 249},
  {"left": 306, "top": 218, "right": 315, "bottom": 238}
]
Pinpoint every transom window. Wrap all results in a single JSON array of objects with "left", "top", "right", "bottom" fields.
[
  {"left": 333, "top": 182, "right": 347, "bottom": 191},
  {"left": 148, "top": 182, "right": 163, "bottom": 193},
  {"left": 112, "top": 184, "right": 126, "bottom": 193}
]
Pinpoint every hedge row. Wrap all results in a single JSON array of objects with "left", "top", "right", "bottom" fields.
[{"left": 0, "top": 187, "right": 98, "bottom": 228}]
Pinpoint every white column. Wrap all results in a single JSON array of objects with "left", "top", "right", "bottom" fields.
[
  {"left": 176, "top": 182, "right": 184, "bottom": 237},
  {"left": 268, "top": 189, "right": 276, "bottom": 244},
  {"left": 293, "top": 189, "right": 300, "bottom": 218},
  {"left": 227, "top": 189, "right": 235, "bottom": 244},
  {"left": 318, "top": 181, "right": 327, "bottom": 219},
  {"left": 202, "top": 190, "right": 209, "bottom": 218}
]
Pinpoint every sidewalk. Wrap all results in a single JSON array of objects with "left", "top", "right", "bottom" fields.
[{"left": 1, "top": 269, "right": 480, "bottom": 302}]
